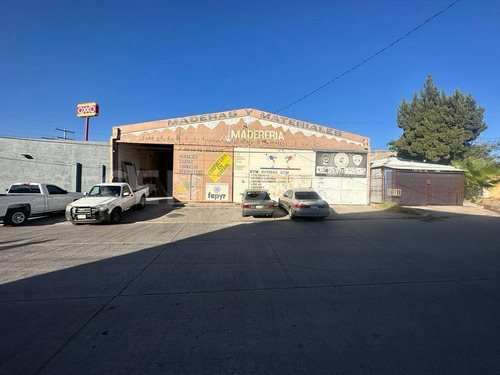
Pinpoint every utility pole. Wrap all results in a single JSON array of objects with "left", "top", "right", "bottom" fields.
[{"left": 55, "top": 128, "right": 75, "bottom": 140}]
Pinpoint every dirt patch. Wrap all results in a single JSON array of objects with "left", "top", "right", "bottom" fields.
[{"left": 372, "top": 202, "right": 420, "bottom": 216}]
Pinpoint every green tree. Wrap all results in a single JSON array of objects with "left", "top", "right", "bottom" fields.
[
  {"left": 452, "top": 157, "right": 500, "bottom": 200},
  {"left": 462, "top": 141, "right": 500, "bottom": 161},
  {"left": 388, "top": 76, "right": 487, "bottom": 163}
]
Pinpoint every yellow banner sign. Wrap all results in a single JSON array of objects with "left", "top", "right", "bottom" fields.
[{"left": 206, "top": 152, "right": 233, "bottom": 182}]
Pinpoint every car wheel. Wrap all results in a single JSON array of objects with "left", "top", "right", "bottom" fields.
[
  {"left": 288, "top": 207, "right": 295, "bottom": 219},
  {"left": 5, "top": 208, "right": 29, "bottom": 226},
  {"left": 109, "top": 208, "right": 122, "bottom": 224},
  {"left": 137, "top": 195, "right": 146, "bottom": 210}
]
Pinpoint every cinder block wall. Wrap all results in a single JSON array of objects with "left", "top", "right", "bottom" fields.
[{"left": 0, "top": 137, "right": 110, "bottom": 193}]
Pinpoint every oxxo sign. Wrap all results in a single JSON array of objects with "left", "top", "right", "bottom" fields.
[{"left": 77, "top": 102, "right": 99, "bottom": 117}]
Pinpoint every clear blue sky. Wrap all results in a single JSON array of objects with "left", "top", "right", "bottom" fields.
[{"left": 1, "top": 0, "right": 499, "bottom": 149}]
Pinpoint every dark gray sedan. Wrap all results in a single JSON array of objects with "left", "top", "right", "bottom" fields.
[
  {"left": 279, "top": 189, "right": 330, "bottom": 219},
  {"left": 242, "top": 189, "right": 275, "bottom": 217}
]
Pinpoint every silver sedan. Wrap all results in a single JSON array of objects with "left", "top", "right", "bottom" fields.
[
  {"left": 279, "top": 189, "right": 330, "bottom": 219},
  {"left": 241, "top": 189, "right": 276, "bottom": 217}
]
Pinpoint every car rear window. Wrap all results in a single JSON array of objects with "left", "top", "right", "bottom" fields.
[
  {"left": 9, "top": 185, "right": 41, "bottom": 193},
  {"left": 295, "top": 191, "right": 320, "bottom": 200},
  {"left": 245, "top": 191, "right": 271, "bottom": 200}
]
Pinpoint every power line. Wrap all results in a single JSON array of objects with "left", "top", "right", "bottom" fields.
[
  {"left": 0, "top": 135, "right": 112, "bottom": 147},
  {"left": 274, "top": 0, "right": 463, "bottom": 114},
  {"left": 55, "top": 128, "right": 76, "bottom": 140}
]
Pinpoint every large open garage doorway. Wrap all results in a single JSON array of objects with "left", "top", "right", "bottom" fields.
[{"left": 114, "top": 142, "right": 174, "bottom": 197}]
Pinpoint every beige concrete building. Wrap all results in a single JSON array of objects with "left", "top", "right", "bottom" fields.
[{"left": 111, "top": 108, "right": 370, "bottom": 204}]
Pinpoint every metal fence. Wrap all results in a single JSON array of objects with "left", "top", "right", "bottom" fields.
[{"left": 370, "top": 169, "right": 464, "bottom": 206}]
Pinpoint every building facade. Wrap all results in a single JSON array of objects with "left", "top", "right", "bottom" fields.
[
  {"left": 370, "top": 157, "right": 464, "bottom": 206},
  {"left": 0, "top": 137, "right": 110, "bottom": 193},
  {"left": 112, "top": 108, "right": 371, "bottom": 204}
]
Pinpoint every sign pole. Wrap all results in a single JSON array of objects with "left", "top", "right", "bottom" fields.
[
  {"left": 77, "top": 102, "right": 99, "bottom": 141},
  {"left": 85, "top": 117, "right": 90, "bottom": 141}
]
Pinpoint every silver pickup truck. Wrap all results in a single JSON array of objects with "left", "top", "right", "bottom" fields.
[
  {"left": 0, "top": 183, "right": 84, "bottom": 226},
  {"left": 65, "top": 182, "right": 149, "bottom": 224}
]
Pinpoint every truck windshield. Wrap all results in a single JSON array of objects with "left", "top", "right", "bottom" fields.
[
  {"left": 88, "top": 186, "right": 121, "bottom": 197},
  {"left": 9, "top": 185, "right": 41, "bottom": 193}
]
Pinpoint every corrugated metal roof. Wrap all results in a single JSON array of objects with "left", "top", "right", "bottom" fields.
[{"left": 371, "top": 157, "right": 463, "bottom": 172}]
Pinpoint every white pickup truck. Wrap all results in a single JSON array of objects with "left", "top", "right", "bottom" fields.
[
  {"left": 65, "top": 182, "right": 149, "bottom": 224},
  {"left": 1, "top": 183, "right": 84, "bottom": 226}
]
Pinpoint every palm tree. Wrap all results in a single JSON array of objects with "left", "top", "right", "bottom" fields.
[{"left": 452, "top": 157, "right": 500, "bottom": 200}]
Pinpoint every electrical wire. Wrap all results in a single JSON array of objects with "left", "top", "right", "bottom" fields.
[
  {"left": 0, "top": 135, "right": 112, "bottom": 147},
  {"left": 274, "top": 0, "right": 463, "bottom": 114}
]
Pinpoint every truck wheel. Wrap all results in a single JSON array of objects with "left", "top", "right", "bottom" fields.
[
  {"left": 109, "top": 208, "right": 122, "bottom": 224},
  {"left": 137, "top": 195, "right": 146, "bottom": 210},
  {"left": 5, "top": 208, "right": 29, "bottom": 226}
]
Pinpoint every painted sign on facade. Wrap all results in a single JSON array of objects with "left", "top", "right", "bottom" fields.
[
  {"left": 233, "top": 147, "right": 315, "bottom": 200},
  {"left": 114, "top": 108, "right": 368, "bottom": 152},
  {"left": 205, "top": 183, "right": 229, "bottom": 201},
  {"left": 315, "top": 152, "right": 367, "bottom": 178},
  {"left": 173, "top": 146, "right": 233, "bottom": 202},
  {"left": 206, "top": 152, "right": 233, "bottom": 182}
]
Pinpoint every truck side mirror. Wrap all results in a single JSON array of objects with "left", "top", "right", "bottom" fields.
[{"left": 123, "top": 192, "right": 130, "bottom": 197}]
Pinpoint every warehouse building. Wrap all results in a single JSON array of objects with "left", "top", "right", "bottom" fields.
[{"left": 111, "top": 108, "right": 370, "bottom": 204}]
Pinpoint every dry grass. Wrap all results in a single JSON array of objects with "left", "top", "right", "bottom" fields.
[
  {"left": 372, "top": 202, "right": 420, "bottom": 215},
  {"left": 481, "top": 197, "right": 500, "bottom": 206}
]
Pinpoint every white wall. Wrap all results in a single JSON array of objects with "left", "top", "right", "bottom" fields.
[
  {"left": 233, "top": 147, "right": 368, "bottom": 204},
  {"left": 233, "top": 148, "right": 315, "bottom": 201},
  {"left": 313, "top": 177, "right": 368, "bottom": 204}
]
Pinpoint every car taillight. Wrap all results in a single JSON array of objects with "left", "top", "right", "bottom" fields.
[
  {"left": 295, "top": 204, "right": 307, "bottom": 208},
  {"left": 268, "top": 203, "right": 274, "bottom": 208},
  {"left": 243, "top": 204, "right": 250, "bottom": 208}
]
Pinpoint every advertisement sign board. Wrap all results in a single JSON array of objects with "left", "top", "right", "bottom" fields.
[
  {"left": 315, "top": 152, "right": 367, "bottom": 177},
  {"left": 77, "top": 102, "right": 99, "bottom": 117},
  {"left": 205, "top": 183, "right": 229, "bottom": 201},
  {"left": 206, "top": 152, "right": 233, "bottom": 182}
]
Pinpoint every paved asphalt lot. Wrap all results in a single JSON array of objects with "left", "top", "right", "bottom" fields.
[{"left": 1, "top": 202, "right": 500, "bottom": 374}]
